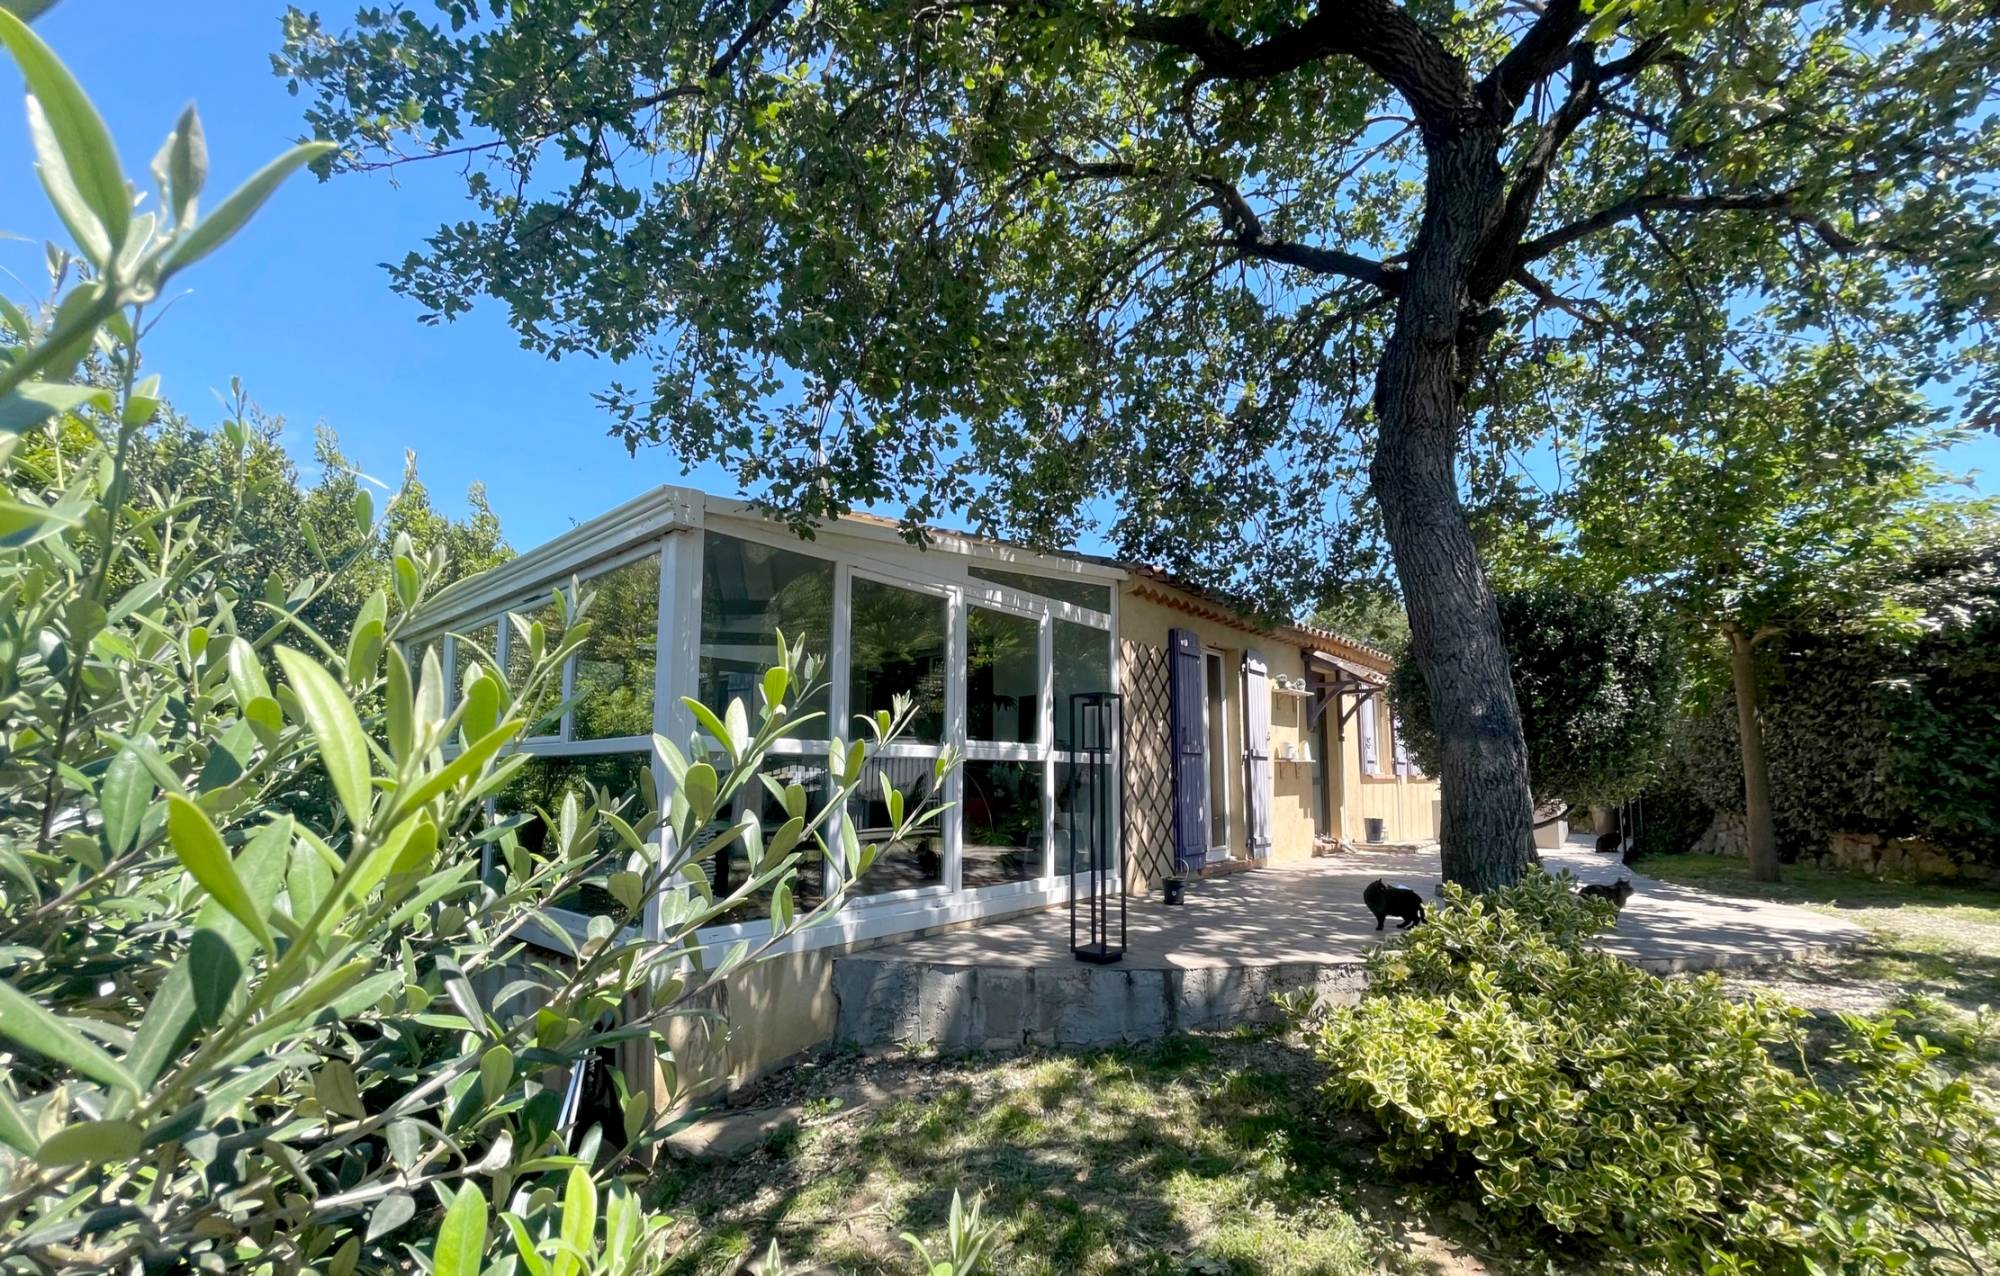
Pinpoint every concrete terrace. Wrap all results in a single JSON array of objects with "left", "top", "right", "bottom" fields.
[{"left": 832, "top": 839, "right": 1868, "bottom": 1050}]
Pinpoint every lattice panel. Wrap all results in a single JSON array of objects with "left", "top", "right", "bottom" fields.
[{"left": 1121, "top": 638, "right": 1175, "bottom": 891}]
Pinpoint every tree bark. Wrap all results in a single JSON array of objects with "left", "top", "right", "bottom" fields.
[
  {"left": 1726, "top": 624, "right": 1782, "bottom": 882},
  {"left": 1370, "top": 130, "right": 1537, "bottom": 892}
]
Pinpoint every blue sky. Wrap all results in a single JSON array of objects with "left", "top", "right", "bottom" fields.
[{"left": 3, "top": 4, "right": 1995, "bottom": 556}]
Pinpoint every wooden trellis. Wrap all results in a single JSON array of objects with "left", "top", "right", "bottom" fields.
[{"left": 1120, "top": 638, "right": 1175, "bottom": 891}]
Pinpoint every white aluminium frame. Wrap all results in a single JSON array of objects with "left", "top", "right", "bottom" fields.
[{"left": 404, "top": 486, "right": 1124, "bottom": 960}]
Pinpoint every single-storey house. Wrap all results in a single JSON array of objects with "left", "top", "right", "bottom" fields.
[{"left": 408, "top": 485, "right": 1439, "bottom": 1097}]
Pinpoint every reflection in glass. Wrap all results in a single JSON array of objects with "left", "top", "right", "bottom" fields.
[
  {"left": 845, "top": 756, "right": 944, "bottom": 896},
  {"left": 572, "top": 554, "right": 659, "bottom": 740},
  {"left": 453, "top": 620, "right": 498, "bottom": 704},
  {"left": 1052, "top": 619, "right": 1111, "bottom": 750},
  {"left": 967, "top": 607, "right": 1039, "bottom": 744},
  {"left": 705, "top": 759, "right": 830, "bottom": 926},
  {"left": 848, "top": 578, "right": 948, "bottom": 742},
  {"left": 1054, "top": 754, "right": 1104, "bottom": 877},
  {"left": 967, "top": 564, "right": 1111, "bottom": 613},
  {"left": 505, "top": 596, "right": 568, "bottom": 737},
  {"left": 962, "top": 761, "right": 1045, "bottom": 887},
  {"left": 700, "top": 532, "right": 833, "bottom": 724},
  {"left": 1205, "top": 650, "right": 1229, "bottom": 849},
  {"left": 493, "top": 751, "right": 652, "bottom": 915}
]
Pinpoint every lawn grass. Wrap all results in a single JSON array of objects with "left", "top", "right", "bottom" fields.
[
  {"left": 651, "top": 1032, "right": 1485, "bottom": 1275},
  {"left": 1638, "top": 853, "right": 2000, "bottom": 1076}
]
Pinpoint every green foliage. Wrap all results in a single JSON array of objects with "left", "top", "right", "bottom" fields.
[
  {"left": 1309, "top": 585, "right": 1409, "bottom": 655},
  {"left": 1296, "top": 873, "right": 2000, "bottom": 1272},
  {"left": 1644, "top": 536, "right": 2000, "bottom": 864},
  {"left": 901, "top": 1190, "right": 999, "bottom": 1276},
  {"left": 1390, "top": 587, "right": 1682, "bottom": 807},
  {"left": 273, "top": 0, "right": 2000, "bottom": 611},
  {"left": 1544, "top": 342, "right": 1990, "bottom": 642},
  {"left": 0, "top": 22, "right": 957, "bottom": 1273}
]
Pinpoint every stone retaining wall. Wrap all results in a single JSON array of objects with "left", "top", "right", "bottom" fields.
[{"left": 1691, "top": 812, "right": 2000, "bottom": 886}]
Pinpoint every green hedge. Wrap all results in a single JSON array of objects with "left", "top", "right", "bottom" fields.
[{"left": 1642, "top": 540, "right": 2000, "bottom": 864}]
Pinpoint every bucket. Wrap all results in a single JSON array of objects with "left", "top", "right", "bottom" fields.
[
  {"left": 1364, "top": 817, "right": 1387, "bottom": 844},
  {"left": 1163, "top": 877, "right": 1186, "bottom": 905}
]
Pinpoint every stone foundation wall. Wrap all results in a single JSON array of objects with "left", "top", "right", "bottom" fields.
[{"left": 1690, "top": 812, "right": 2000, "bottom": 886}]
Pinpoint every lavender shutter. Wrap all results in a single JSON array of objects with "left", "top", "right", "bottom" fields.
[
  {"left": 1242, "top": 650, "right": 1273, "bottom": 857},
  {"left": 1392, "top": 712, "right": 1411, "bottom": 777},
  {"left": 1167, "top": 628, "right": 1207, "bottom": 872}
]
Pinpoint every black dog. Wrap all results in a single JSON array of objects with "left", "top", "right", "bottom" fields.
[
  {"left": 1578, "top": 879, "right": 1635, "bottom": 911},
  {"left": 1364, "top": 878, "right": 1426, "bottom": 930}
]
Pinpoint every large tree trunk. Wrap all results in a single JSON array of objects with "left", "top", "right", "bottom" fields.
[
  {"left": 1726, "top": 625, "right": 1781, "bottom": 882},
  {"left": 1370, "top": 132, "right": 1537, "bottom": 892}
]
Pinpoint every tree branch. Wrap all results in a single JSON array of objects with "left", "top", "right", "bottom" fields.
[
  {"left": 1514, "top": 189, "right": 1859, "bottom": 265},
  {"left": 1049, "top": 153, "right": 1402, "bottom": 290},
  {"left": 1128, "top": 0, "right": 1475, "bottom": 133},
  {"left": 1478, "top": 0, "right": 1589, "bottom": 120},
  {"left": 1225, "top": 237, "right": 1404, "bottom": 290}
]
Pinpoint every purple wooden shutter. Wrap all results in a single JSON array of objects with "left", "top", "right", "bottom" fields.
[
  {"left": 1167, "top": 628, "right": 1206, "bottom": 871},
  {"left": 1392, "top": 712, "right": 1412, "bottom": 777},
  {"left": 1243, "top": 650, "right": 1273, "bottom": 857}
]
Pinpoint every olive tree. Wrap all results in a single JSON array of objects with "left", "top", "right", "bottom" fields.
[
  {"left": 277, "top": 0, "right": 1999, "bottom": 888},
  {"left": 0, "top": 17, "right": 952, "bottom": 1271}
]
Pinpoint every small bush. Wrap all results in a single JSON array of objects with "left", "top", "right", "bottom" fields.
[{"left": 1296, "top": 873, "right": 2000, "bottom": 1272}]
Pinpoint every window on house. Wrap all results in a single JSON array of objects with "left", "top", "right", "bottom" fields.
[
  {"left": 453, "top": 619, "right": 498, "bottom": 701},
  {"left": 848, "top": 578, "right": 948, "bottom": 743},
  {"left": 705, "top": 759, "right": 831, "bottom": 926},
  {"left": 571, "top": 552, "right": 659, "bottom": 741},
  {"left": 967, "top": 605, "right": 1040, "bottom": 745},
  {"left": 967, "top": 564, "right": 1111, "bottom": 613},
  {"left": 504, "top": 595, "right": 568, "bottom": 737},
  {"left": 497, "top": 751, "right": 653, "bottom": 915},
  {"left": 961, "top": 760, "right": 1046, "bottom": 887},
  {"left": 844, "top": 755, "right": 945, "bottom": 895},
  {"left": 700, "top": 531, "right": 834, "bottom": 725},
  {"left": 1052, "top": 618, "right": 1112, "bottom": 750}
]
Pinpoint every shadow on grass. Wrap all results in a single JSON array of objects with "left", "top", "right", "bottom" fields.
[{"left": 650, "top": 1031, "right": 1505, "bottom": 1276}]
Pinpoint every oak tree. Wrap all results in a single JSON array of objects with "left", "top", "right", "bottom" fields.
[{"left": 277, "top": 0, "right": 1999, "bottom": 888}]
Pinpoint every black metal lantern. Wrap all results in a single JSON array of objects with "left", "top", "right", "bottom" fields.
[{"left": 1067, "top": 691, "right": 1126, "bottom": 964}]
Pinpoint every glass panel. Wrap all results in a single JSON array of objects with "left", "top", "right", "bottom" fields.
[
  {"left": 1052, "top": 619, "right": 1112, "bottom": 750},
  {"left": 493, "top": 752, "right": 652, "bottom": 915},
  {"left": 845, "top": 755, "right": 944, "bottom": 896},
  {"left": 705, "top": 759, "right": 831, "bottom": 927},
  {"left": 967, "top": 564, "right": 1111, "bottom": 614},
  {"left": 505, "top": 596, "right": 568, "bottom": 737},
  {"left": 848, "top": 578, "right": 948, "bottom": 743},
  {"left": 572, "top": 553, "right": 660, "bottom": 740},
  {"left": 454, "top": 620, "right": 498, "bottom": 703},
  {"left": 700, "top": 532, "right": 834, "bottom": 725},
  {"left": 961, "top": 760, "right": 1046, "bottom": 887},
  {"left": 1205, "top": 652, "right": 1229, "bottom": 848},
  {"left": 966, "top": 607, "right": 1040, "bottom": 745},
  {"left": 1054, "top": 755, "right": 1108, "bottom": 877}
]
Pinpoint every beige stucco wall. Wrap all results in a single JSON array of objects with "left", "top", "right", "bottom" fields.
[
  {"left": 1336, "top": 694, "right": 1441, "bottom": 844},
  {"left": 1117, "top": 585, "right": 1323, "bottom": 865}
]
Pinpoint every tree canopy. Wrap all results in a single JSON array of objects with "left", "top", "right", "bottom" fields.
[{"left": 278, "top": 0, "right": 1998, "bottom": 602}]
